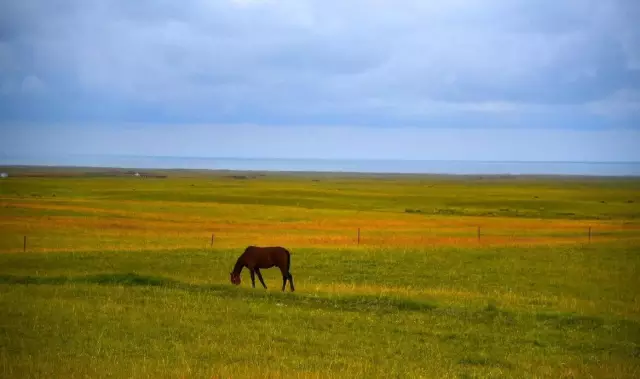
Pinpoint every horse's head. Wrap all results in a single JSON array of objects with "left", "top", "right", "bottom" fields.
[{"left": 230, "top": 272, "right": 241, "bottom": 285}]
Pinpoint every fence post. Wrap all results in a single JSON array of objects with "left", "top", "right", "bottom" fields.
[
  {"left": 210, "top": 233, "right": 215, "bottom": 247},
  {"left": 357, "top": 228, "right": 360, "bottom": 245},
  {"left": 588, "top": 226, "right": 591, "bottom": 244},
  {"left": 23, "top": 236, "right": 26, "bottom": 252},
  {"left": 477, "top": 226, "right": 481, "bottom": 242}
]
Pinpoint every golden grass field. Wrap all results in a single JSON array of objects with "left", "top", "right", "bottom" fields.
[{"left": 2, "top": 194, "right": 639, "bottom": 252}]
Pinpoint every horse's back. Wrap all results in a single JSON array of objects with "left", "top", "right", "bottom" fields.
[
  {"left": 245, "top": 245, "right": 289, "bottom": 254},
  {"left": 244, "top": 245, "right": 290, "bottom": 268}
]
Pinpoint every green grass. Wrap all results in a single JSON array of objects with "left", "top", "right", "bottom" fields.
[
  {"left": 1, "top": 245, "right": 639, "bottom": 378},
  {"left": 2, "top": 171, "right": 640, "bottom": 220},
  {"left": 1, "top": 167, "right": 640, "bottom": 378}
]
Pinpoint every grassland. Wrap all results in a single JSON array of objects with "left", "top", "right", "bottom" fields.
[{"left": 1, "top": 166, "right": 639, "bottom": 378}]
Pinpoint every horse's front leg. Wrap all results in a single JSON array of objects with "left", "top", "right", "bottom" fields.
[
  {"left": 249, "top": 269, "right": 256, "bottom": 288},
  {"left": 255, "top": 269, "right": 267, "bottom": 289}
]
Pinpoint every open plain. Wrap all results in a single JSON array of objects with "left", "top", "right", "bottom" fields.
[{"left": 1, "top": 167, "right": 639, "bottom": 378}]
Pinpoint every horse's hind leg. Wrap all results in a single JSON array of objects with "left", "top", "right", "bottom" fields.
[
  {"left": 288, "top": 273, "right": 295, "bottom": 292},
  {"left": 279, "top": 265, "right": 289, "bottom": 292},
  {"left": 255, "top": 269, "right": 267, "bottom": 289}
]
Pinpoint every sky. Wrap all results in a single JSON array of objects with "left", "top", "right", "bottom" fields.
[{"left": 1, "top": 0, "right": 639, "bottom": 161}]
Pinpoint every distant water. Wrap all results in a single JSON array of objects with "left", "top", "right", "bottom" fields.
[{"left": 1, "top": 154, "right": 640, "bottom": 177}]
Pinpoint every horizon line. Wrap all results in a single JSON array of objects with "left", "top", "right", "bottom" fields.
[{"left": 2, "top": 153, "right": 640, "bottom": 165}]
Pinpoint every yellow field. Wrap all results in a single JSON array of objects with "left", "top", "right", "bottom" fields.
[{"left": 2, "top": 197, "right": 638, "bottom": 253}]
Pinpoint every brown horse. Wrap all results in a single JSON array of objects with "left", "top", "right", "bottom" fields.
[{"left": 230, "top": 246, "right": 295, "bottom": 292}]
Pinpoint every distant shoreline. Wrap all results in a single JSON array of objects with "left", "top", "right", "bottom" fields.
[
  {"left": 2, "top": 154, "right": 640, "bottom": 177},
  {"left": 1, "top": 164, "right": 639, "bottom": 179}
]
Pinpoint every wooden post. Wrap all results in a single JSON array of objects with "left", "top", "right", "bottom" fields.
[
  {"left": 210, "top": 233, "right": 215, "bottom": 247},
  {"left": 588, "top": 226, "right": 591, "bottom": 244},
  {"left": 357, "top": 228, "right": 360, "bottom": 245},
  {"left": 477, "top": 226, "right": 481, "bottom": 242},
  {"left": 23, "top": 236, "right": 26, "bottom": 252}
]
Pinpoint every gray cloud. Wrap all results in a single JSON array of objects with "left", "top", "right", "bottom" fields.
[{"left": 1, "top": 0, "right": 639, "bottom": 126}]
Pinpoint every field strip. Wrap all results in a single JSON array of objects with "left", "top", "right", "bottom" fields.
[
  {"left": 295, "top": 283, "right": 640, "bottom": 319},
  {"left": 3, "top": 199, "right": 637, "bottom": 231},
  {"left": 2, "top": 236, "right": 638, "bottom": 254}
]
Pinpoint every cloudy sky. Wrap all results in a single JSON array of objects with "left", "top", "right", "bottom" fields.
[{"left": 1, "top": 0, "right": 639, "bottom": 161}]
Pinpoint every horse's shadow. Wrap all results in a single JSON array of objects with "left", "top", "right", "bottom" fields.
[
  {"left": 0, "top": 273, "right": 627, "bottom": 332},
  {"left": 0, "top": 272, "right": 438, "bottom": 313}
]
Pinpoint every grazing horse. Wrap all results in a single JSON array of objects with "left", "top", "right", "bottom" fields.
[{"left": 230, "top": 246, "right": 295, "bottom": 292}]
